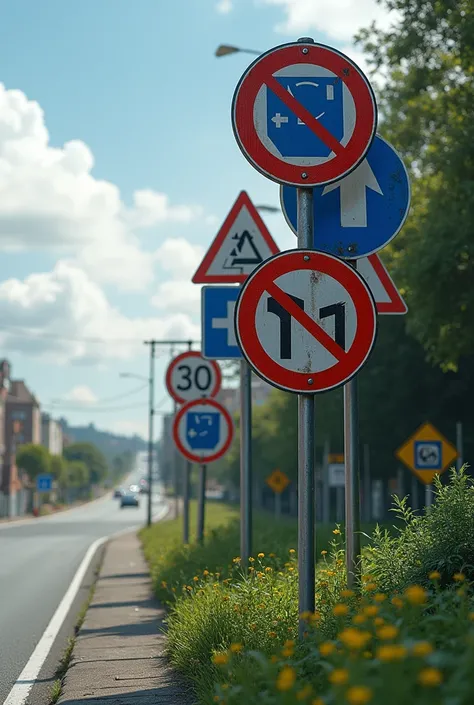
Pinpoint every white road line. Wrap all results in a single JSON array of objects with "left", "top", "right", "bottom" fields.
[{"left": 3, "top": 500, "right": 170, "bottom": 705}]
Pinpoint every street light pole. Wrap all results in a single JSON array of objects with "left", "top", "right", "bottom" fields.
[
  {"left": 215, "top": 44, "right": 261, "bottom": 57},
  {"left": 144, "top": 341, "right": 156, "bottom": 527}
]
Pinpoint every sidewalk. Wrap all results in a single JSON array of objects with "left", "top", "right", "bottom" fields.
[{"left": 59, "top": 531, "right": 194, "bottom": 705}]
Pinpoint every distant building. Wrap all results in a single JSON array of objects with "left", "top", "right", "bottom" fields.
[
  {"left": 41, "top": 413, "right": 63, "bottom": 456},
  {"left": 0, "top": 360, "right": 12, "bottom": 511}
]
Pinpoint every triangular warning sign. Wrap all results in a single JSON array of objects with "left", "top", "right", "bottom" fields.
[
  {"left": 192, "top": 191, "right": 280, "bottom": 284},
  {"left": 357, "top": 254, "right": 408, "bottom": 315}
]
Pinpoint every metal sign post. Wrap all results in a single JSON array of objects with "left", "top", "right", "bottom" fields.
[
  {"left": 344, "top": 373, "right": 361, "bottom": 588},
  {"left": 456, "top": 421, "right": 463, "bottom": 470},
  {"left": 144, "top": 340, "right": 156, "bottom": 528},
  {"left": 183, "top": 460, "right": 191, "bottom": 544},
  {"left": 297, "top": 186, "right": 315, "bottom": 636},
  {"left": 240, "top": 360, "right": 252, "bottom": 566},
  {"left": 197, "top": 464, "right": 207, "bottom": 543}
]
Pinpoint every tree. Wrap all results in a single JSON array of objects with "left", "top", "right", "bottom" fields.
[
  {"left": 63, "top": 442, "right": 108, "bottom": 485},
  {"left": 356, "top": 0, "right": 474, "bottom": 369},
  {"left": 66, "top": 460, "right": 90, "bottom": 489},
  {"left": 16, "top": 444, "right": 51, "bottom": 481},
  {"left": 50, "top": 455, "right": 68, "bottom": 486}
]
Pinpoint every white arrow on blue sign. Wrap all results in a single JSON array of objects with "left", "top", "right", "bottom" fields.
[
  {"left": 201, "top": 286, "right": 243, "bottom": 360},
  {"left": 36, "top": 474, "right": 53, "bottom": 492},
  {"left": 280, "top": 135, "right": 410, "bottom": 258}
]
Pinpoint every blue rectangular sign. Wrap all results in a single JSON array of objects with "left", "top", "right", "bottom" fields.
[
  {"left": 201, "top": 286, "right": 243, "bottom": 360},
  {"left": 36, "top": 473, "right": 53, "bottom": 492}
]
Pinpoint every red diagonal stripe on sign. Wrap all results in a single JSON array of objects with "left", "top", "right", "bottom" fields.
[
  {"left": 265, "top": 75, "right": 346, "bottom": 157},
  {"left": 266, "top": 281, "right": 346, "bottom": 362}
]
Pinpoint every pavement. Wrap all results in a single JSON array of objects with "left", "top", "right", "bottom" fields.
[
  {"left": 58, "top": 531, "right": 194, "bottom": 705},
  {"left": 0, "top": 460, "right": 168, "bottom": 705}
]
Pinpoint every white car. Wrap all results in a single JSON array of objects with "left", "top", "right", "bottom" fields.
[{"left": 129, "top": 484, "right": 140, "bottom": 494}]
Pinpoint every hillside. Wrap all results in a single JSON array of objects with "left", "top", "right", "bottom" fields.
[{"left": 59, "top": 419, "right": 148, "bottom": 462}]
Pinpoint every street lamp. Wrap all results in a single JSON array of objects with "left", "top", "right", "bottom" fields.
[
  {"left": 215, "top": 44, "right": 261, "bottom": 57},
  {"left": 119, "top": 372, "right": 148, "bottom": 382}
]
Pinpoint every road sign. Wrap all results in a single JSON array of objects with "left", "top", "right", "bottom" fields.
[
  {"left": 328, "top": 453, "right": 344, "bottom": 463},
  {"left": 357, "top": 255, "right": 407, "bottom": 315},
  {"left": 328, "top": 463, "right": 345, "bottom": 488},
  {"left": 192, "top": 191, "right": 279, "bottom": 284},
  {"left": 395, "top": 422, "right": 458, "bottom": 485},
  {"left": 280, "top": 135, "right": 410, "bottom": 257},
  {"left": 172, "top": 398, "right": 234, "bottom": 464},
  {"left": 232, "top": 41, "right": 377, "bottom": 187},
  {"left": 166, "top": 351, "right": 222, "bottom": 404},
  {"left": 266, "top": 469, "right": 290, "bottom": 494},
  {"left": 201, "top": 286, "right": 243, "bottom": 360},
  {"left": 234, "top": 249, "right": 377, "bottom": 394},
  {"left": 37, "top": 474, "right": 53, "bottom": 492}
]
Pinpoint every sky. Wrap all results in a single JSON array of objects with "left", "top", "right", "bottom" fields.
[{"left": 0, "top": 0, "right": 395, "bottom": 439}]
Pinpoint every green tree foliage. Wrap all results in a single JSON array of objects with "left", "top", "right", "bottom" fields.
[
  {"left": 356, "top": 0, "right": 474, "bottom": 368},
  {"left": 50, "top": 454, "right": 68, "bottom": 485},
  {"left": 63, "top": 442, "right": 108, "bottom": 485},
  {"left": 16, "top": 444, "right": 51, "bottom": 481},
  {"left": 66, "top": 460, "right": 90, "bottom": 489}
]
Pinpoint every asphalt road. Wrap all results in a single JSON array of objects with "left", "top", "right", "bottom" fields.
[{"left": 0, "top": 458, "right": 167, "bottom": 703}]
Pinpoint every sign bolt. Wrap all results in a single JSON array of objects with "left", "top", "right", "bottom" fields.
[
  {"left": 303, "top": 255, "right": 310, "bottom": 261},
  {"left": 307, "top": 378, "right": 314, "bottom": 385},
  {"left": 302, "top": 47, "right": 309, "bottom": 54},
  {"left": 301, "top": 172, "right": 308, "bottom": 179}
]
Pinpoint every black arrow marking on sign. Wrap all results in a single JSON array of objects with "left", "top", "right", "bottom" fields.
[
  {"left": 266, "top": 281, "right": 346, "bottom": 362},
  {"left": 265, "top": 75, "right": 347, "bottom": 157}
]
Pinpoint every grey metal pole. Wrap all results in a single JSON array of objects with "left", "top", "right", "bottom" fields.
[
  {"left": 275, "top": 491, "right": 282, "bottom": 518},
  {"left": 322, "top": 439, "right": 330, "bottom": 524},
  {"left": 411, "top": 473, "right": 418, "bottom": 511},
  {"left": 183, "top": 461, "right": 191, "bottom": 544},
  {"left": 363, "top": 443, "right": 370, "bottom": 522},
  {"left": 240, "top": 360, "right": 252, "bottom": 565},
  {"left": 197, "top": 464, "right": 207, "bottom": 543},
  {"left": 172, "top": 399, "right": 179, "bottom": 520},
  {"left": 297, "top": 184, "right": 315, "bottom": 638},
  {"left": 344, "top": 373, "right": 361, "bottom": 589},
  {"left": 456, "top": 421, "right": 463, "bottom": 470},
  {"left": 336, "top": 487, "right": 344, "bottom": 522},
  {"left": 425, "top": 483, "right": 432, "bottom": 508},
  {"left": 146, "top": 341, "right": 155, "bottom": 528}
]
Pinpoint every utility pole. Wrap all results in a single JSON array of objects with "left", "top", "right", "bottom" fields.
[{"left": 144, "top": 340, "right": 156, "bottom": 527}]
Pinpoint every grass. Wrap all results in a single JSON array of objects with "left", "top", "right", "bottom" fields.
[{"left": 140, "top": 469, "right": 474, "bottom": 705}]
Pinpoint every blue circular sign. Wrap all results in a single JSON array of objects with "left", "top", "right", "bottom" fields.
[{"left": 280, "top": 135, "right": 410, "bottom": 258}]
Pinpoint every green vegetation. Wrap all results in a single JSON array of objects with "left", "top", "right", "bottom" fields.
[
  {"left": 63, "top": 442, "right": 108, "bottom": 485},
  {"left": 16, "top": 443, "right": 51, "bottom": 480},
  {"left": 141, "top": 470, "right": 474, "bottom": 705}
]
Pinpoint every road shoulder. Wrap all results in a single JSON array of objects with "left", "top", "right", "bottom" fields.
[{"left": 58, "top": 530, "right": 194, "bottom": 705}]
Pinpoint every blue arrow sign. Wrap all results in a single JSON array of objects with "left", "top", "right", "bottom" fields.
[
  {"left": 201, "top": 286, "right": 243, "bottom": 360},
  {"left": 36, "top": 474, "right": 53, "bottom": 492},
  {"left": 280, "top": 135, "right": 410, "bottom": 258}
]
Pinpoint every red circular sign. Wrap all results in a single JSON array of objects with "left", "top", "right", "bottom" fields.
[
  {"left": 232, "top": 41, "right": 377, "bottom": 187},
  {"left": 165, "top": 351, "right": 222, "bottom": 405},
  {"left": 234, "top": 250, "right": 377, "bottom": 393},
  {"left": 172, "top": 398, "right": 234, "bottom": 464}
]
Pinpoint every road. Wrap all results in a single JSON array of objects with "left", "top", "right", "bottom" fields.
[{"left": 0, "top": 457, "right": 167, "bottom": 704}]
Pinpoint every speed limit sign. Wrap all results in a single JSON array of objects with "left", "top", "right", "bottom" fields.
[{"left": 165, "top": 351, "right": 222, "bottom": 405}]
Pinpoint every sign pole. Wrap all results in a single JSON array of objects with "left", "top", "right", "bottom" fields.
[
  {"left": 344, "top": 368, "right": 362, "bottom": 589},
  {"left": 197, "top": 464, "right": 207, "bottom": 543},
  {"left": 183, "top": 461, "right": 191, "bottom": 544},
  {"left": 240, "top": 360, "right": 252, "bottom": 566},
  {"left": 275, "top": 491, "right": 282, "bottom": 518},
  {"left": 425, "top": 484, "right": 432, "bottom": 508},
  {"left": 456, "top": 421, "right": 463, "bottom": 470},
  {"left": 297, "top": 184, "right": 315, "bottom": 637},
  {"left": 145, "top": 340, "right": 155, "bottom": 528}
]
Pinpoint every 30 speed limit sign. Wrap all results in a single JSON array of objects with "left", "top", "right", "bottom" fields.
[{"left": 165, "top": 351, "right": 222, "bottom": 404}]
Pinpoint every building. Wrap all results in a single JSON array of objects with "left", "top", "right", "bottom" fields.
[
  {"left": 41, "top": 413, "right": 63, "bottom": 456},
  {"left": 0, "top": 360, "right": 12, "bottom": 515},
  {"left": 217, "top": 377, "right": 273, "bottom": 416}
]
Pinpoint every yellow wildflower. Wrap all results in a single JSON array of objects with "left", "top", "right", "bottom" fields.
[
  {"left": 276, "top": 666, "right": 296, "bottom": 691},
  {"left": 229, "top": 643, "right": 243, "bottom": 653},
  {"left": 282, "top": 646, "right": 294, "bottom": 657},
  {"left": 453, "top": 572, "right": 465, "bottom": 582},
  {"left": 300, "top": 611, "right": 312, "bottom": 621},
  {"left": 363, "top": 605, "right": 379, "bottom": 617},
  {"left": 339, "top": 628, "right": 371, "bottom": 650},
  {"left": 249, "top": 557, "right": 255, "bottom": 563},
  {"left": 213, "top": 697, "right": 220, "bottom": 703},
  {"left": 418, "top": 668, "right": 443, "bottom": 687},
  {"left": 296, "top": 685, "right": 313, "bottom": 700},
  {"left": 404, "top": 585, "right": 427, "bottom": 605},
  {"left": 412, "top": 641, "right": 433, "bottom": 657},
  {"left": 269, "top": 552, "right": 276, "bottom": 558},
  {"left": 271, "top": 655, "right": 279, "bottom": 663},
  {"left": 377, "top": 644, "right": 407, "bottom": 662},
  {"left": 373, "top": 593, "right": 387, "bottom": 603},
  {"left": 319, "top": 641, "right": 335, "bottom": 657},
  {"left": 377, "top": 625, "right": 398, "bottom": 640},
  {"left": 364, "top": 582, "right": 377, "bottom": 592},
  {"left": 329, "top": 669, "right": 349, "bottom": 685},
  {"left": 346, "top": 685, "right": 373, "bottom": 705},
  {"left": 391, "top": 596, "right": 403, "bottom": 608},
  {"left": 203, "top": 570, "right": 209, "bottom": 576},
  {"left": 222, "top": 595, "right": 229, "bottom": 601},
  {"left": 285, "top": 639, "right": 295, "bottom": 647},
  {"left": 353, "top": 615, "right": 366, "bottom": 625},
  {"left": 268, "top": 631, "right": 277, "bottom": 638},
  {"left": 373, "top": 617, "right": 385, "bottom": 627},
  {"left": 341, "top": 589, "right": 354, "bottom": 599},
  {"left": 258, "top": 552, "right": 265, "bottom": 558},
  {"left": 321, "top": 550, "right": 328, "bottom": 555},
  {"left": 312, "top": 700, "right": 324, "bottom": 705},
  {"left": 265, "top": 567, "right": 272, "bottom": 572},
  {"left": 333, "top": 529, "right": 341, "bottom": 535},
  {"left": 289, "top": 548, "right": 296, "bottom": 554},
  {"left": 232, "top": 557, "right": 241, "bottom": 563},
  {"left": 193, "top": 576, "right": 199, "bottom": 582},
  {"left": 250, "top": 623, "right": 257, "bottom": 630},
  {"left": 212, "top": 652, "right": 229, "bottom": 665},
  {"left": 161, "top": 581, "right": 167, "bottom": 588},
  {"left": 429, "top": 571, "right": 441, "bottom": 580},
  {"left": 333, "top": 603, "right": 349, "bottom": 617},
  {"left": 310, "top": 612, "right": 321, "bottom": 625}
]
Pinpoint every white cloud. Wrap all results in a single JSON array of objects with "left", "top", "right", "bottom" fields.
[
  {"left": 260, "top": 0, "right": 394, "bottom": 43},
  {"left": 152, "top": 280, "right": 202, "bottom": 315},
  {"left": 216, "top": 0, "right": 233, "bottom": 13},
  {"left": 64, "top": 385, "right": 98, "bottom": 404},
  {"left": 0, "top": 260, "right": 200, "bottom": 363},
  {"left": 0, "top": 84, "right": 208, "bottom": 290},
  {"left": 152, "top": 237, "right": 204, "bottom": 314}
]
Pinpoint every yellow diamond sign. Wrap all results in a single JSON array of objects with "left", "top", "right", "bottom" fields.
[
  {"left": 266, "top": 469, "right": 290, "bottom": 494},
  {"left": 395, "top": 422, "right": 458, "bottom": 485}
]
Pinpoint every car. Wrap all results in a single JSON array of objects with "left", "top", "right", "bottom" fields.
[
  {"left": 120, "top": 493, "right": 139, "bottom": 508},
  {"left": 113, "top": 488, "right": 124, "bottom": 498}
]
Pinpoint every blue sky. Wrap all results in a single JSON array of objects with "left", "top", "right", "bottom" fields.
[{"left": 0, "top": 0, "right": 392, "bottom": 438}]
